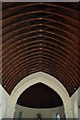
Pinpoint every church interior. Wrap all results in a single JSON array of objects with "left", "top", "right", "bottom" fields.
[{"left": 0, "top": 2, "right": 80, "bottom": 119}]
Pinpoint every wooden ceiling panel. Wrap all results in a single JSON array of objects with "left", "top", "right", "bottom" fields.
[{"left": 2, "top": 2, "right": 80, "bottom": 98}]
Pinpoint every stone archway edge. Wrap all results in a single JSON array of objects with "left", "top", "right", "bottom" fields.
[{"left": 5, "top": 72, "right": 73, "bottom": 118}]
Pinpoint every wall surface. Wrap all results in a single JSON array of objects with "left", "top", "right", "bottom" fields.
[
  {"left": 14, "top": 104, "right": 65, "bottom": 118},
  {"left": 0, "top": 85, "right": 10, "bottom": 119},
  {"left": 0, "top": 85, "right": 2, "bottom": 120},
  {"left": 71, "top": 87, "right": 80, "bottom": 119},
  {"left": 0, "top": 84, "right": 80, "bottom": 119},
  {"left": 78, "top": 87, "right": 80, "bottom": 119}
]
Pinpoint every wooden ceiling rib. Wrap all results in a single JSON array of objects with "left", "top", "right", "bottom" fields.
[
  {"left": 2, "top": 2, "right": 80, "bottom": 97},
  {"left": 17, "top": 83, "right": 63, "bottom": 108}
]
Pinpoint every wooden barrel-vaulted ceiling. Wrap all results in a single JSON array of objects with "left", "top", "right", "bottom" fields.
[
  {"left": 2, "top": 2, "right": 80, "bottom": 97},
  {"left": 17, "top": 83, "right": 63, "bottom": 108}
]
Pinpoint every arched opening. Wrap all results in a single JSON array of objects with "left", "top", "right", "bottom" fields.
[
  {"left": 5, "top": 72, "right": 73, "bottom": 118},
  {"left": 14, "top": 83, "right": 65, "bottom": 118}
]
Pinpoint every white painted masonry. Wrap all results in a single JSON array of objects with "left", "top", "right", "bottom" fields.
[
  {"left": 4, "top": 72, "right": 73, "bottom": 118},
  {"left": 0, "top": 72, "right": 79, "bottom": 119},
  {"left": 70, "top": 87, "right": 80, "bottom": 119},
  {"left": 0, "top": 85, "right": 10, "bottom": 120},
  {"left": 71, "top": 88, "right": 78, "bottom": 118},
  {"left": 78, "top": 87, "right": 80, "bottom": 119}
]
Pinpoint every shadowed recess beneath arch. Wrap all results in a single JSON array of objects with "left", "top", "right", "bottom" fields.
[{"left": 17, "top": 83, "right": 63, "bottom": 108}]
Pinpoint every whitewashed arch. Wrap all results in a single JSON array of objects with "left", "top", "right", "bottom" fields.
[{"left": 5, "top": 72, "right": 73, "bottom": 118}]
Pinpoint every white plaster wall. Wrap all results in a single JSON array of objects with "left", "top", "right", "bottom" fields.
[
  {"left": 0, "top": 85, "right": 10, "bottom": 119},
  {"left": 71, "top": 87, "right": 80, "bottom": 119},
  {"left": 14, "top": 104, "right": 65, "bottom": 118},
  {"left": 0, "top": 85, "right": 2, "bottom": 120},
  {"left": 78, "top": 87, "right": 80, "bottom": 119}
]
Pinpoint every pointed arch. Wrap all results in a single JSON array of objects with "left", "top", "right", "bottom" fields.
[{"left": 5, "top": 72, "right": 73, "bottom": 118}]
